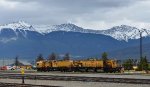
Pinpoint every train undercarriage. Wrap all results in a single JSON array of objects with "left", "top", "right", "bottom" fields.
[{"left": 37, "top": 67, "right": 122, "bottom": 73}]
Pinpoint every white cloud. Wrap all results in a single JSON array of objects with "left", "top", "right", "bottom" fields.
[
  {"left": 0, "top": 0, "right": 150, "bottom": 30},
  {"left": 70, "top": 0, "right": 150, "bottom": 30},
  {"left": 0, "top": 0, "right": 18, "bottom": 9},
  {"left": 73, "top": 18, "right": 150, "bottom": 30}
]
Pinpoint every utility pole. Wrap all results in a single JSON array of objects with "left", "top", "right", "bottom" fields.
[
  {"left": 139, "top": 31, "right": 143, "bottom": 58},
  {"left": 139, "top": 30, "right": 143, "bottom": 70}
]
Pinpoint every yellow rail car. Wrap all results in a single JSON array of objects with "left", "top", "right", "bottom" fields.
[
  {"left": 42, "top": 60, "right": 58, "bottom": 71},
  {"left": 36, "top": 59, "right": 122, "bottom": 73},
  {"left": 104, "top": 60, "right": 122, "bottom": 72},
  {"left": 75, "top": 60, "right": 103, "bottom": 72},
  {"left": 56, "top": 60, "right": 74, "bottom": 71},
  {"left": 36, "top": 61, "right": 45, "bottom": 71}
]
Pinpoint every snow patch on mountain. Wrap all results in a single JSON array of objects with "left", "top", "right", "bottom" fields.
[
  {"left": 34, "top": 25, "right": 57, "bottom": 33},
  {"left": 35, "top": 23, "right": 150, "bottom": 41},
  {"left": 100, "top": 25, "right": 150, "bottom": 41},
  {"left": 0, "top": 37, "right": 17, "bottom": 43},
  {"left": 0, "top": 21, "right": 35, "bottom": 31},
  {"left": 0, "top": 21, "right": 150, "bottom": 41},
  {"left": 0, "top": 21, "right": 36, "bottom": 39},
  {"left": 34, "top": 23, "right": 88, "bottom": 34}
]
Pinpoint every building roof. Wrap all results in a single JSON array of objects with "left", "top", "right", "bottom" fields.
[{"left": 0, "top": 59, "right": 32, "bottom": 66}]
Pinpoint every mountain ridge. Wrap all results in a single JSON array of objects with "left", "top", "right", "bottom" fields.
[
  {"left": 0, "top": 21, "right": 150, "bottom": 42},
  {"left": 0, "top": 22, "right": 150, "bottom": 59}
]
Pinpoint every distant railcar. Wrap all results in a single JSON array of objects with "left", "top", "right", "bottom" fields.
[
  {"left": 56, "top": 60, "right": 74, "bottom": 71},
  {"left": 36, "top": 59, "right": 122, "bottom": 73},
  {"left": 103, "top": 60, "right": 121, "bottom": 72},
  {"left": 74, "top": 60, "right": 103, "bottom": 72},
  {"left": 36, "top": 61, "right": 45, "bottom": 71}
]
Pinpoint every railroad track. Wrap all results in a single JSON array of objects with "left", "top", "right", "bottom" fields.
[
  {"left": 0, "top": 74, "right": 149, "bottom": 84},
  {"left": 0, "top": 82, "right": 60, "bottom": 87}
]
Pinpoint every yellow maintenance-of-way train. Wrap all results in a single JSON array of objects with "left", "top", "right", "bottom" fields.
[{"left": 36, "top": 59, "right": 122, "bottom": 73}]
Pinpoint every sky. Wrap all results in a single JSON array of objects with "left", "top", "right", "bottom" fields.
[{"left": 0, "top": 0, "right": 150, "bottom": 30}]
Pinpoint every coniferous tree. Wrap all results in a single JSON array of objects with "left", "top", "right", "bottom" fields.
[
  {"left": 102, "top": 52, "right": 108, "bottom": 61},
  {"left": 101, "top": 52, "right": 108, "bottom": 67},
  {"left": 138, "top": 57, "right": 143, "bottom": 71},
  {"left": 138, "top": 56, "right": 148, "bottom": 71},
  {"left": 123, "top": 58, "right": 134, "bottom": 70},
  {"left": 63, "top": 53, "right": 70, "bottom": 60},
  {"left": 36, "top": 54, "right": 44, "bottom": 62},
  {"left": 15, "top": 56, "right": 20, "bottom": 66},
  {"left": 48, "top": 52, "right": 57, "bottom": 60},
  {"left": 143, "top": 56, "right": 148, "bottom": 70}
]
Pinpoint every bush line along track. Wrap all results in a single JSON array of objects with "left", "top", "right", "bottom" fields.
[{"left": 0, "top": 74, "right": 150, "bottom": 84}]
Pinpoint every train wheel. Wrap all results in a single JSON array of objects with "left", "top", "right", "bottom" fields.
[
  {"left": 94, "top": 68, "right": 98, "bottom": 72},
  {"left": 85, "top": 68, "right": 88, "bottom": 72}
]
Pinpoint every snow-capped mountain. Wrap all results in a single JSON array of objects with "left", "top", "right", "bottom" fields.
[
  {"left": 0, "top": 21, "right": 150, "bottom": 59},
  {"left": 34, "top": 23, "right": 95, "bottom": 34},
  {"left": 1, "top": 21, "right": 150, "bottom": 41},
  {"left": 35, "top": 23, "right": 150, "bottom": 41},
  {"left": 0, "top": 21, "right": 35, "bottom": 31},
  {"left": 0, "top": 21, "right": 36, "bottom": 43},
  {"left": 100, "top": 25, "right": 150, "bottom": 41}
]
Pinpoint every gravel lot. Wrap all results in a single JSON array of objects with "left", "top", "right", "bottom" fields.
[
  {"left": 0, "top": 79, "right": 149, "bottom": 87},
  {"left": 22, "top": 72, "right": 150, "bottom": 79}
]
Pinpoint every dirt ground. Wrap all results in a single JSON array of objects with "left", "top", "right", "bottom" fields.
[{"left": 0, "top": 79, "right": 149, "bottom": 87}]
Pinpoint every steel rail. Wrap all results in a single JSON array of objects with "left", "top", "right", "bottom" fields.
[
  {"left": 0, "top": 74, "right": 149, "bottom": 84},
  {"left": 0, "top": 82, "right": 61, "bottom": 87}
]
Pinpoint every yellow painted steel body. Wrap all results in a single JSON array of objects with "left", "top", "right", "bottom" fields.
[
  {"left": 76, "top": 60, "right": 103, "bottom": 68},
  {"left": 51, "top": 60, "right": 58, "bottom": 67},
  {"left": 106, "top": 60, "right": 118, "bottom": 68},
  {"left": 36, "top": 61, "right": 45, "bottom": 68},
  {"left": 45, "top": 61, "right": 51, "bottom": 67},
  {"left": 36, "top": 59, "right": 121, "bottom": 72},
  {"left": 56, "top": 60, "right": 74, "bottom": 67}
]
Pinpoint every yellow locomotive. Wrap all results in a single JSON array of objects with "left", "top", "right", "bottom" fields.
[
  {"left": 73, "top": 59, "right": 103, "bottom": 72},
  {"left": 36, "top": 59, "right": 122, "bottom": 73}
]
